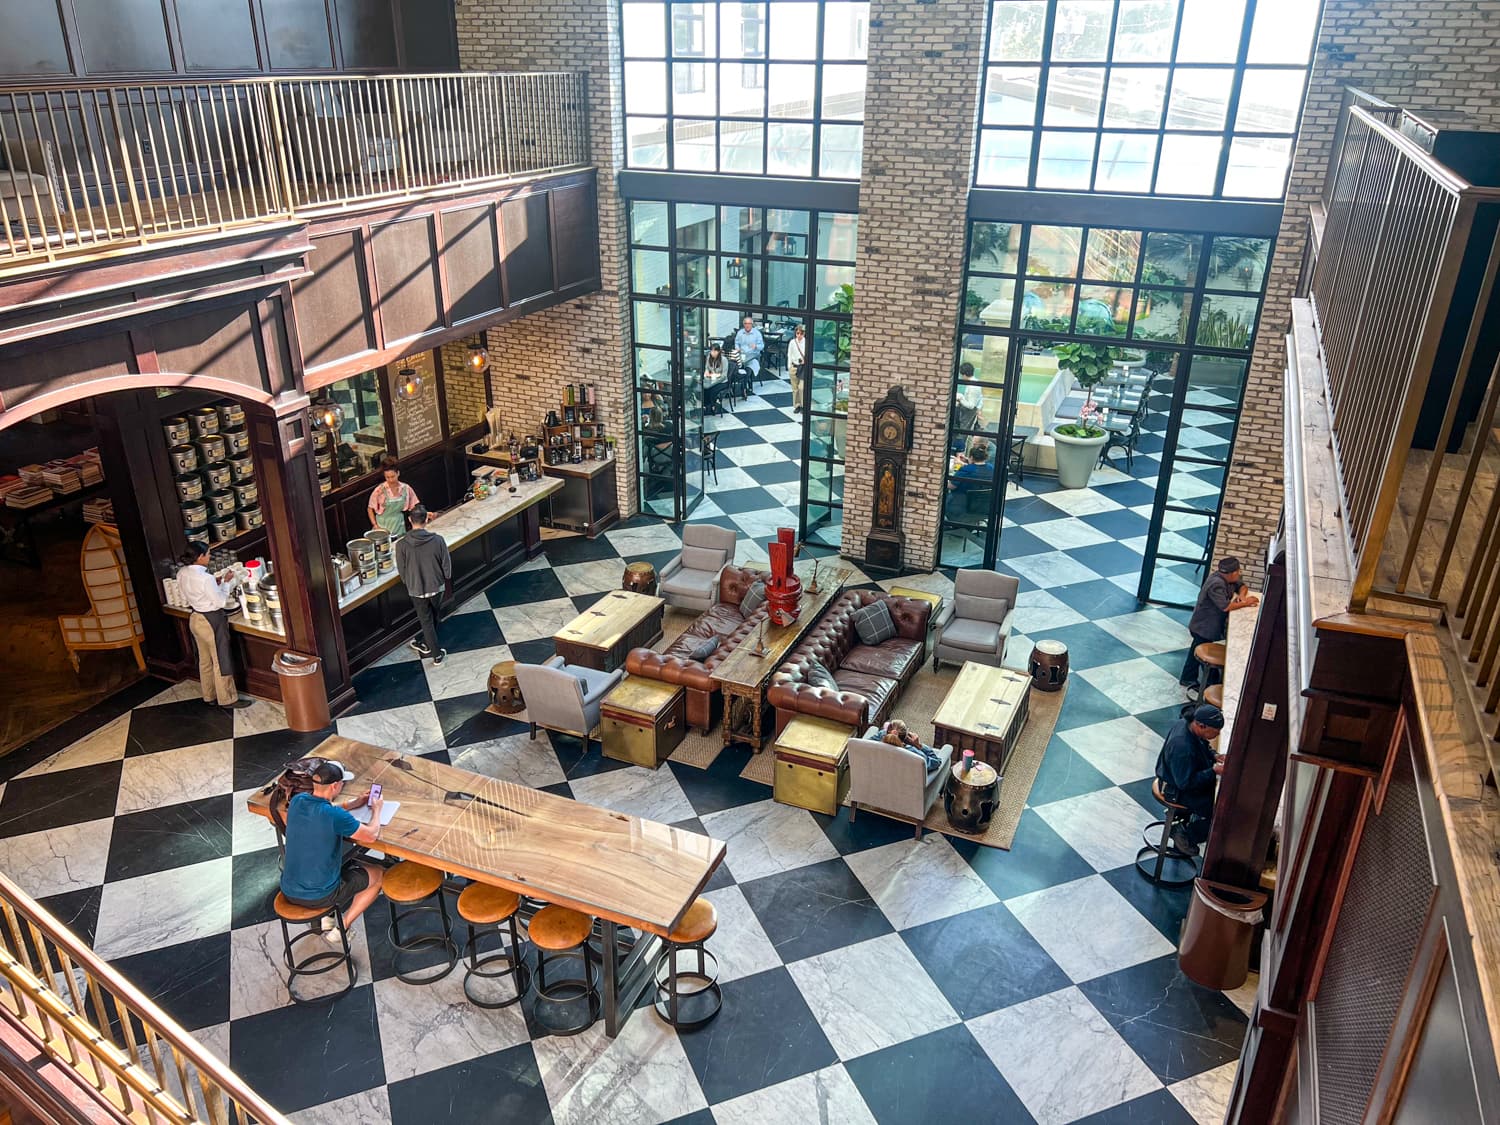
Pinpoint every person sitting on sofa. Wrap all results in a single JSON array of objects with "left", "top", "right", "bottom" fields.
[{"left": 881, "top": 719, "right": 944, "bottom": 774}]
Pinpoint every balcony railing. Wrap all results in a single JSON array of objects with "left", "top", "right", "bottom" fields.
[
  {"left": 0, "top": 71, "right": 590, "bottom": 269},
  {"left": 0, "top": 870, "right": 286, "bottom": 1123}
]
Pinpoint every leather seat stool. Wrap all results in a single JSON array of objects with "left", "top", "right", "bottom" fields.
[
  {"left": 273, "top": 892, "right": 356, "bottom": 1004},
  {"left": 653, "top": 897, "right": 722, "bottom": 1029},
  {"left": 528, "top": 905, "right": 600, "bottom": 1035},
  {"left": 1194, "top": 641, "right": 1227, "bottom": 699},
  {"left": 1203, "top": 683, "right": 1224, "bottom": 709},
  {"left": 457, "top": 884, "right": 531, "bottom": 1008},
  {"left": 384, "top": 861, "right": 458, "bottom": 985},
  {"left": 1136, "top": 778, "right": 1200, "bottom": 887}
]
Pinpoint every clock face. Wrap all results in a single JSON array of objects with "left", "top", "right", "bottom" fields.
[{"left": 880, "top": 418, "right": 901, "bottom": 444}]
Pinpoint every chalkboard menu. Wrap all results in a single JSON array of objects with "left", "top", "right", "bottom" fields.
[{"left": 387, "top": 354, "right": 442, "bottom": 456}]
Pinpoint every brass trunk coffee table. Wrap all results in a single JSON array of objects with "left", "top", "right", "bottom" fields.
[
  {"left": 554, "top": 589, "right": 665, "bottom": 673},
  {"left": 931, "top": 663, "right": 1032, "bottom": 774}
]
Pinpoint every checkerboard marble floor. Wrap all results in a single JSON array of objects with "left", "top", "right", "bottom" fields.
[{"left": 0, "top": 382, "right": 1252, "bottom": 1124}]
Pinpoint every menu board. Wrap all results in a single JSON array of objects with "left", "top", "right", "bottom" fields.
[{"left": 387, "top": 353, "right": 443, "bottom": 456}]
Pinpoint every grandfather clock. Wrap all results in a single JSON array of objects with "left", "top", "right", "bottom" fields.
[{"left": 865, "top": 386, "right": 915, "bottom": 574}]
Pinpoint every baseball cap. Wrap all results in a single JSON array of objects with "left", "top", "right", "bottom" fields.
[
  {"left": 1217, "top": 557, "right": 1241, "bottom": 574},
  {"left": 1193, "top": 704, "right": 1225, "bottom": 730},
  {"left": 311, "top": 759, "right": 355, "bottom": 784}
]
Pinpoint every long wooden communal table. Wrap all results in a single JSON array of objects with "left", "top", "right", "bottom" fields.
[{"left": 246, "top": 735, "right": 725, "bottom": 1036}]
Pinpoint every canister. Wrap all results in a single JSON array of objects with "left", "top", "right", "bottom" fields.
[
  {"left": 229, "top": 454, "right": 254, "bottom": 483},
  {"left": 367, "top": 528, "right": 394, "bottom": 573},
  {"left": 233, "top": 480, "right": 258, "bottom": 509},
  {"left": 189, "top": 407, "right": 220, "bottom": 438},
  {"left": 170, "top": 444, "right": 199, "bottom": 474},
  {"left": 241, "top": 588, "right": 264, "bottom": 624},
  {"left": 163, "top": 416, "right": 191, "bottom": 445},
  {"left": 196, "top": 434, "right": 227, "bottom": 464},
  {"left": 181, "top": 498, "right": 208, "bottom": 527},
  {"left": 216, "top": 402, "right": 245, "bottom": 431},
  {"left": 208, "top": 489, "right": 236, "bottom": 517},
  {"left": 261, "top": 576, "right": 281, "bottom": 616},
  {"left": 348, "top": 538, "right": 377, "bottom": 582},
  {"left": 174, "top": 473, "right": 204, "bottom": 503},
  {"left": 313, "top": 428, "right": 332, "bottom": 451},
  {"left": 224, "top": 428, "right": 251, "bottom": 456},
  {"left": 318, "top": 472, "right": 332, "bottom": 496},
  {"left": 315, "top": 449, "right": 334, "bottom": 474},
  {"left": 209, "top": 514, "right": 237, "bottom": 543},
  {"left": 203, "top": 463, "right": 232, "bottom": 491},
  {"left": 237, "top": 506, "right": 264, "bottom": 532}
]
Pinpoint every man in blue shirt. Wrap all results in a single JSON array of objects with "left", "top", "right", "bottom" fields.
[
  {"left": 949, "top": 438, "right": 996, "bottom": 493},
  {"left": 1153, "top": 704, "right": 1225, "bottom": 856},
  {"left": 733, "top": 315, "right": 764, "bottom": 379},
  {"left": 281, "top": 760, "right": 385, "bottom": 940}
]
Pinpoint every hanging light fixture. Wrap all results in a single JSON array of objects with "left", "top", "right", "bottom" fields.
[
  {"left": 309, "top": 400, "right": 344, "bottom": 433},
  {"left": 468, "top": 342, "right": 489, "bottom": 372},
  {"left": 727, "top": 257, "right": 743, "bottom": 280},
  {"left": 396, "top": 367, "right": 424, "bottom": 401}
]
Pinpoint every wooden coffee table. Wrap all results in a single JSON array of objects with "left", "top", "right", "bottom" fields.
[
  {"left": 931, "top": 663, "right": 1032, "bottom": 774},
  {"left": 554, "top": 589, "right": 665, "bottom": 673}
]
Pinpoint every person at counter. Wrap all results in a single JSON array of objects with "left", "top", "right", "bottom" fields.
[
  {"left": 1153, "top": 704, "right": 1226, "bottom": 856},
  {"left": 367, "top": 456, "right": 419, "bottom": 538},
  {"left": 395, "top": 505, "right": 451, "bottom": 665},
  {"left": 176, "top": 541, "right": 252, "bottom": 711}
]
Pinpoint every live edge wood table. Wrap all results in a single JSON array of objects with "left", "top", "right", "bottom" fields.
[
  {"left": 711, "top": 563, "right": 851, "bottom": 750},
  {"left": 553, "top": 589, "right": 665, "bottom": 673},
  {"left": 247, "top": 735, "right": 725, "bottom": 1037},
  {"left": 931, "top": 663, "right": 1032, "bottom": 775}
]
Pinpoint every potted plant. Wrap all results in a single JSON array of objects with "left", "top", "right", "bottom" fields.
[{"left": 1051, "top": 340, "right": 1112, "bottom": 488}]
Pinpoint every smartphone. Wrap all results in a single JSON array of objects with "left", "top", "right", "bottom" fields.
[{"left": 368, "top": 783, "right": 382, "bottom": 806}]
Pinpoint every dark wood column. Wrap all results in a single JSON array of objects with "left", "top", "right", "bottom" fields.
[{"left": 247, "top": 394, "right": 354, "bottom": 714}]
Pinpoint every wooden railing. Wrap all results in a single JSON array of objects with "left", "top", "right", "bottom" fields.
[
  {"left": 0, "top": 71, "right": 590, "bottom": 269},
  {"left": 0, "top": 871, "right": 287, "bottom": 1124}
]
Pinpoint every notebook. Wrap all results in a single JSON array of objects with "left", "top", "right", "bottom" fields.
[{"left": 352, "top": 801, "right": 400, "bottom": 826}]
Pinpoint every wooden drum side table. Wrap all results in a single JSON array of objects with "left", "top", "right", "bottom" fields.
[
  {"left": 944, "top": 760, "right": 1000, "bottom": 832},
  {"left": 488, "top": 660, "right": 523, "bottom": 713},
  {"left": 623, "top": 561, "right": 659, "bottom": 596}
]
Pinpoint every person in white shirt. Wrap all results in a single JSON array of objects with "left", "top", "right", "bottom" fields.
[
  {"left": 176, "top": 541, "right": 251, "bottom": 710},
  {"left": 787, "top": 324, "right": 807, "bottom": 413}
]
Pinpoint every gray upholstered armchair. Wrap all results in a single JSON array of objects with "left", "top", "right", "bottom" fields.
[
  {"left": 933, "top": 570, "right": 1018, "bottom": 672},
  {"left": 512, "top": 656, "right": 623, "bottom": 752},
  {"left": 846, "top": 727, "right": 954, "bottom": 838},
  {"left": 659, "top": 525, "right": 738, "bottom": 612}
]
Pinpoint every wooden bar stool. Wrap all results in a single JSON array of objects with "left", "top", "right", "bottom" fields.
[
  {"left": 653, "top": 897, "right": 722, "bottom": 1029},
  {"left": 528, "top": 905, "right": 600, "bottom": 1036},
  {"left": 1195, "top": 641, "right": 1227, "bottom": 699},
  {"left": 1136, "top": 779, "right": 1200, "bottom": 887},
  {"left": 1203, "top": 683, "right": 1224, "bottom": 709},
  {"left": 457, "top": 883, "right": 530, "bottom": 1009},
  {"left": 384, "top": 862, "right": 458, "bottom": 985},
  {"left": 273, "top": 893, "right": 356, "bottom": 1005}
]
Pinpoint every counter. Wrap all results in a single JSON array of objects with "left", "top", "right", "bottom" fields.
[
  {"left": 164, "top": 603, "right": 287, "bottom": 701},
  {"left": 544, "top": 458, "right": 618, "bottom": 538}
]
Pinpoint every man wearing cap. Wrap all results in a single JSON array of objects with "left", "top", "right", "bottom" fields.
[
  {"left": 1154, "top": 704, "right": 1226, "bottom": 856},
  {"left": 280, "top": 760, "right": 385, "bottom": 940},
  {"left": 1180, "top": 556, "right": 1259, "bottom": 695}
]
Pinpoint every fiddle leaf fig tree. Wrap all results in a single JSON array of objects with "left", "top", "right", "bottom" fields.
[{"left": 1052, "top": 340, "right": 1114, "bottom": 438}]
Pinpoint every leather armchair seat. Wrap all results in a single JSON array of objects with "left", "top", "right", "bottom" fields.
[{"left": 768, "top": 590, "right": 931, "bottom": 735}]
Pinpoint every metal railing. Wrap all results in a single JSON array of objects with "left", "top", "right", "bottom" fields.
[
  {"left": 1320, "top": 86, "right": 1402, "bottom": 210},
  {"left": 0, "top": 71, "right": 590, "bottom": 269},
  {"left": 0, "top": 870, "right": 287, "bottom": 1123}
]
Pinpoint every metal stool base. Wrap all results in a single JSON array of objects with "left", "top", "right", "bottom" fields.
[
  {"left": 463, "top": 919, "right": 531, "bottom": 1009},
  {"left": 1136, "top": 816, "right": 1199, "bottom": 887},
  {"left": 279, "top": 906, "right": 356, "bottom": 1005},
  {"left": 388, "top": 893, "right": 459, "bottom": 985},
  {"left": 531, "top": 946, "right": 601, "bottom": 1036},
  {"left": 653, "top": 944, "right": 722, "bottom": 1030}
]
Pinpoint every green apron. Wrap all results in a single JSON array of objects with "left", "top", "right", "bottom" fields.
[{"left": 374, "top": 487, "right": 407, "bottom": 538}]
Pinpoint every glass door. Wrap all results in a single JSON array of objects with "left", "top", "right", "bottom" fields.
[
  {"left": 801, "top": 316, "right": 848, "bottom": 548},
  {"left": 938, "top": 334, "right": 1020, "bottom": 567},
  {"left": 677, "top": 305, "right": 706, "bottom": 518}
]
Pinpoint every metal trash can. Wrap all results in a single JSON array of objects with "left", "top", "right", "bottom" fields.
[
  {"left": 273, "top": 650, "right": 330, "bottom": 732},
  {"left": 1178, "top": 877, "right": 1267, "bottom": 990}
]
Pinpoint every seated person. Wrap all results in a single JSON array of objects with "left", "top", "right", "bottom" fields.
[
  {"left": 733, "top": 315, "right": 765, "bottom": 378},
  {"left": 881, "top": 718, "right": 944, "bottom": 774},
  {"left": 280, "top": 760, "right": 386, "bottom": 942},
  {"left": 1153, "top": 704, "right": 1226, "bottom": 856},
  {"left": 949, "top": 438, "right": 996, "bottom": 492}
]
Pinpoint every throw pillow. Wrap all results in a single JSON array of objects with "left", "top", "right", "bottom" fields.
[
  {"left": 852, "top": 599, "right": 897, "bottom": 645},
  {"left": 740, "top": 580, "right": 767, "bottom": 617},
  {"left": 680, "top": 544, "right": 725, "bottom": 573},
  {"left": 955, "top": 592, "right": 1009, "bottom": 624},
  {"left": 804, "top": 657, "right": 839, "bottom": 691},
  {"left": 688, "top": 635, "right": 720, "bottom": 662}
]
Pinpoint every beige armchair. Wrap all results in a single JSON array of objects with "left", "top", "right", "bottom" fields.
[
  {"left": 846, "top": 727, "right": 954, "bottom": 838},
  {"left": 512, "top": 655, "right": 623, "bottom": 752},
  {"left": 659, "top": 524, "right": 738, "bottom": 612},
  {"left": 933, "top": 570, "right": 1018, "bottom": 672},
  {"left": 0, "top": 138, "right": 66, "bottom": 232}
]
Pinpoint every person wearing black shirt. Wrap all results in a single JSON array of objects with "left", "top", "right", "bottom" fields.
[
  {"left": 1180, "top": 556, "right": 1259, "bottom": 694},
  {"left": 1153, "top": 704, "right": 1225, "bottom": 856}
]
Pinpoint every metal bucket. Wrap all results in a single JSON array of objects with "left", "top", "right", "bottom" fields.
[
  {"left": 196, "top": 434, "right": 227, "bottom": 464},
  {"left": 174, "top": 474, "right": 204, "bottom": 503},
  {"left": 224, "top": 428, "right": 251, "bottom": 456},
  {"left": 163, "top": 416, "right": 191, "bottom": 445},
  {"left": 216, "top": 402, "right": 245, "bottom": 430},
  {"left": 170, "top": 444, "right": 199, "bottom": 474}
]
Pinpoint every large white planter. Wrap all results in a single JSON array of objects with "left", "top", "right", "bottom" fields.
[{"left": 1051, "top": 427, "right": 1108, "bottom": 488}]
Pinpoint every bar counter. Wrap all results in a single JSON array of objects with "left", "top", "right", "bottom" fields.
[{"left": 544, "top": 458, "right": 619, "bottom": 538}]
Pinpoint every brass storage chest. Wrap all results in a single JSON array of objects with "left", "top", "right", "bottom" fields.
[
  {"left": 600, "top": 677, "right": 686, "bottom": 769},
  {"left": 773, "top": 716, "right": 852, "bottom": 815}
]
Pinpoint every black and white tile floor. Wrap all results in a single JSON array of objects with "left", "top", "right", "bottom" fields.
[{"left": 0, "top": 376, "right": 1251, "bottom": 1124}]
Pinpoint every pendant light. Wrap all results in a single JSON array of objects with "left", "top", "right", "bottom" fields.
[{"left": 396, "top": 367, "right": 424, "bottom": 401}]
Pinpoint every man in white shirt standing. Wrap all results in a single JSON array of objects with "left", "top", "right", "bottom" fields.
[
  {"left": 787, "top": 323, "right": 807, "bottom": 413},
  {"left": 176, "top": 542, "right": 252, "bottom": 710}
]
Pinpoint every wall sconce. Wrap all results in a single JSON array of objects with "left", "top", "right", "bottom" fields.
[
  {"left": 468, "top": 343, "right": 489, "bottom": 372},
  {"left": 396, "top": 367, "right": 424, "bottom": 401},
  {"left": 310, "top": 400, "right": 345, "bottom": 432},
  {"left": 727, "top": 258, "right": 743, "bottom": 280}
]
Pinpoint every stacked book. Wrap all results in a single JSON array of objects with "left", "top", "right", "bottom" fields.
[
  {"left": 0, "top": 475, "right": 23, "bottom": 502},
  {"left": 82, "top": 496, "right": 114, "bottom": 525},
  {"left": 17, "top": 464, "right": 44, "bottom": 486},
  {"left": 70, "top": 449, "right": 103, "bottom": 487},
  {"left": 5, "top": 484, "right": 54, "bottom": 509},
  {"left": 39, "top": 460, "right": 84, "bottom": 494}
]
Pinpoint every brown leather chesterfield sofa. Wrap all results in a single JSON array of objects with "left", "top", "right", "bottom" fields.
[
  {"left": 625, "top": 564, "right": 768, "bottom": 732},
  {"left": 767, "top": 590, "right": 931, "bottom": 736}
]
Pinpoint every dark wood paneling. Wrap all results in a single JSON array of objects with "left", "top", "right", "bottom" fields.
[
  {"left": 440, "top": 205, "right": 503, "bottom": 325},
  {"left": 296, "top": 230, "right": 376, "bottom": 367},
  {"left": 501, "top": 192, "right": 554, "bottom": 305},
  {"left": 0, "top": 334, "right": 135, "bottom": 419},
  {"left": 551, "top": 180, "right": 601, "bottom": 290},
  {"left": 148, "top": 303, "right": 272, "bottom": 393},
  {"left": 370, "top": 216, "right": 442, "bottom": 345}
]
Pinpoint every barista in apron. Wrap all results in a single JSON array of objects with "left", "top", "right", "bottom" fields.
[
  {"left": 367, "top": 456, "right": 419, "bottom": 539},
  {"left": 176, "top": 542, "right": 251, "bottom": 710}
]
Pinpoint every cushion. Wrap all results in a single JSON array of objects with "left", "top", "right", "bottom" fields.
[
  {"left": 679, "top": 544, "right": 725, "bottom": 573},
  {"left": 740, "top": 580, "right": 767, "bottom": 618},
  {"left": 955, "top": 591, "right": 1010, "bottom": 625},
  {"left": 804, "top": 657, "right": 838, "bottom": 691},
  {"left": 940, "top": 617, "right": 1003, "bottom": 654},
  {"left": 852, "top": 600, "right": 897, "bottom": 646},
  {"left": 688, "top": 636, "right": 720, "bottom": 662},
  {"left": 840, "top": 637, "right": 923, "bottom": 680},
  {"left": 661, "top": 568, "right": 717, "bottom": 601}
]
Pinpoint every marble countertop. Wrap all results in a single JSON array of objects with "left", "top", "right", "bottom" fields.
[
  {"left": 1220, "top": 588, "right": 1261, "bottom": 750},
  {"left": 164, "top": 603, "right": 286, "bottom": 643},
  {"left": 338, "top": 476, "right": 562, "bottom": 614},
  {"left": 544, "top": 458, "right": 616, "bottom": 479}
]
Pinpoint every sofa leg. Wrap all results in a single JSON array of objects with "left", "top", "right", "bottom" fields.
[
  {"left": 932, "top": 655, "right": 939, "bottom": 673},
  {"left": 849, "top": 803, "right": 857, "bottom": 822},
  {"left": 529, "top": 722, "right": 538, "bottom": 740}
]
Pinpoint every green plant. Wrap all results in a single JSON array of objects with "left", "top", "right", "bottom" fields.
[
  {"left": 1196, "top": 306, "right": 1253, "bottom": 350},
  {"left": 970, "top": 222, "right": 1013, "bottom": 268},
  {"left": 1052, "top": 340, "right": 1114, "bottom": 437},
  {"left": 829, "top": 282, "right": 854, "bottom": 366},
  {"left": 964, "top": 288, "right": 987, "bottom": 321}
]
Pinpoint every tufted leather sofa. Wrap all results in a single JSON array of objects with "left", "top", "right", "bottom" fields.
[
  {"left": 624, "top": 564, "right": 769, "bottom": 732},
  {"left": 767, "top": 590, "right": 931, "bottom": 736}
]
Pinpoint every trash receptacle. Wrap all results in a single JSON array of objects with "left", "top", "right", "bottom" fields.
[
  {"left": 274, "top": 650, "right": 330, "bottom": 732},
  {"left": 1178, "top": 878, "right": 1267, "bottom": 990}
]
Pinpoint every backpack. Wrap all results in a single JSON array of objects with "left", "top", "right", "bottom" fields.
[{"left": 268, "top": 756, "right": 328, "bottom": 832}]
